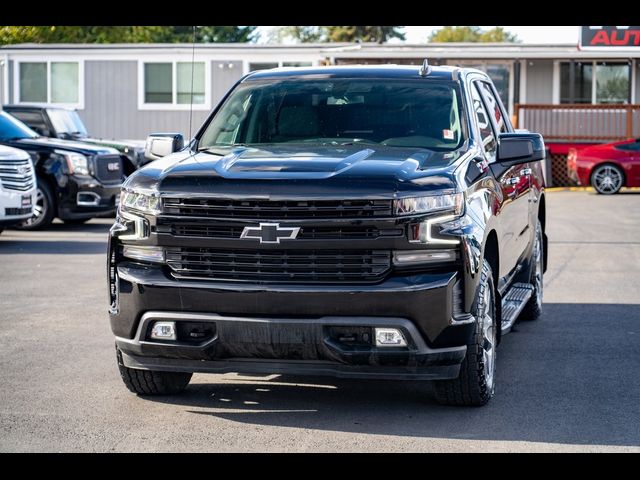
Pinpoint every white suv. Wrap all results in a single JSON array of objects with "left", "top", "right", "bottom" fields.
[{"left": 0, "top": 145, "right": 37, "bottom": 234}]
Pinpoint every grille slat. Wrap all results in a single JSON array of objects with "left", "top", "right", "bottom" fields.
[
  {"left": 163, "top": 198, "right": 393, "bottom": 219},
  {"left": 165, "top": 248, "right": 391, "bottom": 283},
  {"left": 167, "top": 223, "right": 401, "bottom": 240},
  {"left": 0, "top": 159, "right": 34, "bottom": 192}
]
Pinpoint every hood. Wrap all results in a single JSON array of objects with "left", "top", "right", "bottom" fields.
[
  {"left": 14, "top": 137, "right": 119, "bottom": 155},
  {"left": 0, "top": 144, "right": 30, "bottom": 160},
  {"left": 128, "top": 144, "right": 467, "bottom": 198},
  {"left": 80, "top": 137, "right": 146, "bottom": 152}
]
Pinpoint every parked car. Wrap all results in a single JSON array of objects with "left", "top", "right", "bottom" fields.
[
  {"left": 0, "top": 111, "right": 123, "bottom": 229},
  {"left": 0, "top": 145, "right": 37, "bottom": 234},
  {"left": 3, "top": 104, "right": 147, "bottom": 176},
  {"left": 109, "top": 64, "right": 547, "bottom": 406},
  {"left": 568, "top": 139, "right": 640, "bottom": 194}
]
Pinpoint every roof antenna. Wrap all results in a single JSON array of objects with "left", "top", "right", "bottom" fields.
[
  {"left": 188, "top": 26, "right": 197, "bottom": 148},
  {"left": 418, "top": 58, "right": 431, "bottom": 77}
]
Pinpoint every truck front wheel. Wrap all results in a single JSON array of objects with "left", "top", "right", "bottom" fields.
[
  {"left": 116, "top": 348, "right": 192, "bottom": 395},
  {"left": 434, "top": 260, "right": 497, "bottom": 406}
]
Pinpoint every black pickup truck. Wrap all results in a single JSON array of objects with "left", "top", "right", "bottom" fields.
[
  {"left": 3, "top": 104, "right": 147, "bottom": 176},
  {"left": 0, "top": 112, "right": 123, "bottom": 228},
  {"left": 109, "top": 64, "right": 547, "bottom": 406}
]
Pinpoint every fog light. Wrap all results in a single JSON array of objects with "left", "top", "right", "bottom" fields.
[
  {"left": 375, "top": 328, "right": 407, "bottom": 347},
  {"left": 151, "top": 321, "right": 176, "bottom": 340},
  {"left": 123, "top": 245, "right": 165, "bottom": 263},
  {"left": 393, "top": 249, "right": 456, "bottom": 265}
]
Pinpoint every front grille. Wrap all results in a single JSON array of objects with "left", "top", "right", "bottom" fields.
[
  {"left": 5, "top": 207, "right": 31, "bottom": 216},
  {"left": 0, "top": 158, "right": 34, "bottom": 192},
  {"left": 163, "top": 198, "right": 393, "bottom": 219},
  {"left": 167, "top": 223, "right": 402, "bottom": 240},
  {"left": 94, "top": 155, "right": 122, "bottom": 183},
  {"left": 165, "top": 248, "right": 391, "bottom": 283}
]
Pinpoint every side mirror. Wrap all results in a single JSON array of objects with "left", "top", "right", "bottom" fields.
[
  {"left": 497, "top": 133, "right": 545, "bottom": 165},
  {"left": 144, "top": 133, "right": 184, "bottom": 161}
]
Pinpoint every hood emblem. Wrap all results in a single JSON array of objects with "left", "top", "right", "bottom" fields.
[{"left": 240, "top": 223, "right": 300, "bottom": 244}]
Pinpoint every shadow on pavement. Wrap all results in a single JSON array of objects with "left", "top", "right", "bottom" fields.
[
  {"left": 0, "top": 240, "right": 107, "bottom": 254},
  {"left": 150, "top": 303, "right": 640, "bottom": 448}
]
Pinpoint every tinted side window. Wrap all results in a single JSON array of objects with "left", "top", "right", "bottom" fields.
[
  {"left": 478, "top": 81, "right": 509, "bottom": 134},
  {"left": 10, "top": 111, "right": 48, "bottom": 133},
  {"left": 615, "top": 142, "right": 640, "bottom": 152},
  {"left": 471, "top": 83, "right": 497, "bottom": 161}
]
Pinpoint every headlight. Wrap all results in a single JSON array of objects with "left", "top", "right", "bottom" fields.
[
  {"left": 58, "top": 151, "right": 89, "bottom": 176},
  {"left": 394, "top": 192, "right": 463, "bottom": 216},
  {"left": 120, "top": 189, "right": 161, "bottom": 215}
]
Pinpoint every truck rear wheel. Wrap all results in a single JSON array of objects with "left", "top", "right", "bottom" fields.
[
  {"left": 434, "top": 260, "right": 497, "bottom": 406},
  {"left": 116, "top": 348, "right": 192, "bottom": 395},
  {"left": 520, "top": 219, "right": 544, "bottom": 321}
]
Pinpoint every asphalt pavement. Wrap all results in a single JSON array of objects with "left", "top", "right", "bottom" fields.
[{"left": 1, "top": 190, "right": 639, "bottom": 452}]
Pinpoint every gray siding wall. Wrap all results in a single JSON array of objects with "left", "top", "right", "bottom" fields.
[
  {"left": 525, "top": 60, "right": 554, "bottom": 103},
  {"left": 82, "top": 60, "right": 242, "bottom": 140}
]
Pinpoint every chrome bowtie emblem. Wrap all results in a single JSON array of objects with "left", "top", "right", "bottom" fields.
[
  {"left": 240, "top": 223, "right": 300, "bottom": 244},
  {"left": 16, "top": 165, "right": 29, "bottom": 175}
]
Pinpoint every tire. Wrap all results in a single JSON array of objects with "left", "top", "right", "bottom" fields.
[
  {"left": 116, "top": 348, "right": 192, "bottom": 395},
  {"left": 591, "top": 164, "right": 624, "bottom": 194},
  {"left": 62, "top": 218, "right": 89, "bottom": 225},
  {"left": 434, "top": 260, "right": 497, "bottom": 406},
  {"left": 520, "top": 219, "right": 544, "bottom": 321},
  {"left": 17, "top": 179, "right": 55, "bottom": 230}
]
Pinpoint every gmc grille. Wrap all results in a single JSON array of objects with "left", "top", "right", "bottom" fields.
[
  {"left": 163, "top": 198, "right": 393, "bottom": 219},
  {"left": 165, "top": 248, "right": 391, "bottom": 283},
  {"left": 0, "top": 158, "right": 34, "bottom": 192},
  {"left": 95, "top": 155, "right": 122, "bottom": 183}
]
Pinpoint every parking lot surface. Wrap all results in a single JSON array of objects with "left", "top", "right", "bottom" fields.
[{"left": 1, "top": 190, "right": 639, "bottom": 452}]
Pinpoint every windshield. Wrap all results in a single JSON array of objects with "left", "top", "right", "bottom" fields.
[
  {"left": 199, "top": 78, "right": 466, "bottom": 152},
  {"left": 0, "top": 112, "right": 39, "bottom": 140},
  {"left": 48, "top": 109, "right": 88, "bottom": 136}
]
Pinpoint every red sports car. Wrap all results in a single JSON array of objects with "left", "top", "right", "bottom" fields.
[{"left": 568, "top": 139, "right": 640, "bottom": 194}]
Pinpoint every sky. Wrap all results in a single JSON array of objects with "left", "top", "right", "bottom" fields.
[{"left": 257, "top": 26, "right": 580, "bottom": 45}]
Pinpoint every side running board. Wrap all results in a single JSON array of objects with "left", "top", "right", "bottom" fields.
[{"left": 501, "top": 282, "right": 534, "bottom": 334}]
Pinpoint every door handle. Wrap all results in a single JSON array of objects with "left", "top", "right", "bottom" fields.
[{"left": 520, "top": 168, "right": 532, "bottom": 175}]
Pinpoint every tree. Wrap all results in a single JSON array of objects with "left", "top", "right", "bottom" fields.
[
  {"left": 268, "top": 26, "right": 405, "bottom": 44},
  {"left": 429, "top": 26, "right": 519, "bottom": 43},
  {"left": 0, "top": 26, "right": 258, "bottom": 45},
  {"left": 326, "top": 26, "right": 405, "bottom": 43}
]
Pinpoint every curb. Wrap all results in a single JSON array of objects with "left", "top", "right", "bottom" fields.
[{"left": 546, "top": 186, "right": 640, "bottom": 192}]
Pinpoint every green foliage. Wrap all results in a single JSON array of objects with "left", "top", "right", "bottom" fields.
[
  {"left": 269, "top": 26, "right": 405, "bottom": 44},
  {"left": 0, "top": 26, "right": 258, "bottom": 45},
  {"left": 429, "top": 26, "right": 519, "bottom": 43}
]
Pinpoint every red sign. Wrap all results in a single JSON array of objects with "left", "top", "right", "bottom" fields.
[{"left": 580, "top": 26, "right": 640, "bottom": 48}]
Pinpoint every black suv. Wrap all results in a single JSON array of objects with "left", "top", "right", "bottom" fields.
[
  {"left": 3, "top": 104, "right": 147, "bottom": 176},
  {"left": 0, "top": 111, "right": 123, "bottom": 228},
  {"left": 109, "top": 65, "right": 547, "bottom": 406}
]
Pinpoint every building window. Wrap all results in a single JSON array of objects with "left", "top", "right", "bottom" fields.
[
  {"left": 18, "top": 61, "right": 80, "bottom": 106},
  {"left": 141, "top": 61, "right": 208, "bottom": 109},
  {"left": 248, "top": 62, "right": 314, "bottom": 73},
  {"left": 249, "top": 62, "right": 279, "bottom": 72},
  {"left": 560, "top": 61, "right": 630, "bottom": 104}
]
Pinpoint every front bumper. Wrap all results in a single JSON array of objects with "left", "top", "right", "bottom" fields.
[
  {"left": 0, "top": 187, "right": 36, "bottom": 226},
  {"left": 110, "top": 259, "right": 475, "bottom": 380},
  {"left": 116, "top": 312, "right": 467, "bottom": 380},
  {"left": 58, "top": 175, "right": 121, "bottom": 220}
]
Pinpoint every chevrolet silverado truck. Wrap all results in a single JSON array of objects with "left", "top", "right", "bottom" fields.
[{"left": 109, "top": 64, "right": 547, "bottom": 406}]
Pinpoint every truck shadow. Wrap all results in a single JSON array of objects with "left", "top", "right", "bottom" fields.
[{"left": 152, "top": 303, "right": 640, "bottom": 448}]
